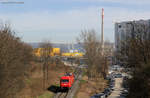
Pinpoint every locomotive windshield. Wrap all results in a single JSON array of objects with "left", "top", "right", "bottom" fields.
[{"left": 61, "top": 79, "right": 69, "bottom": 83}]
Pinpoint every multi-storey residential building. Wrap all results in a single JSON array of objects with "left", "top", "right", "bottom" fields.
[{"left": 114, "top": 19, "right": 150, "bottom": 65}]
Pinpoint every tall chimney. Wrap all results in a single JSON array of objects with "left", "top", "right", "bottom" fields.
[{"left": 101, "top": 8, "right": 104, "bottom": 46}]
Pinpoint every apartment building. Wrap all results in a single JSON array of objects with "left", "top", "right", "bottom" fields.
[{"left": 114, "top": 19, "right": 150, "bottom": 65}]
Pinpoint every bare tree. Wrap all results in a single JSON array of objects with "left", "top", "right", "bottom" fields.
[
  {"left": 40, "top": 41, "right": 52, "bottom": 89},
  {"left": 0, "top": 23, "right": 33, "bottom": 98},
  {"left": 77, "top": 29, "right": 107, "bottom": 79}
]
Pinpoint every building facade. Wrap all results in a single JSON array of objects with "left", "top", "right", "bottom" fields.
[{"left": 114, "top": 19, "right": 150, "bottom": 65}]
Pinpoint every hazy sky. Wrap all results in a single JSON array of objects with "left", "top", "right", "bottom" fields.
[{"left": 0, "top": 0, "right": 150, "bottom": 43}]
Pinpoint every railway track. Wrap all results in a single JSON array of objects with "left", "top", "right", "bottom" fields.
[
  {"left": 53, "top": 67, "right": 82, "bottom": 98},
  {"left": 54, "top": 92, "right": 68, "bottom": 98}
]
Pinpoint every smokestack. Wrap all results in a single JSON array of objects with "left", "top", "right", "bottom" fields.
[{"left": 101, "top": 8, "right": 104, "bottom": 46}]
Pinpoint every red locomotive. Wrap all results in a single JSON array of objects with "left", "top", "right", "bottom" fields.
[{"left": 60, "top": 73, "right": 75, "bottom": 90}]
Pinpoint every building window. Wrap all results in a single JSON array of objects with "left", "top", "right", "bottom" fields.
[{"left": 118, "top": 25, "right": 122, "bottom": 28}]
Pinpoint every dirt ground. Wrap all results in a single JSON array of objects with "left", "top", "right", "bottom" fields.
[
  {"left": 76, "top": 75, "right": 108, "bottom": 98},
  {"left": 16, "top": 61, "right": 73, "bottom": 98}
]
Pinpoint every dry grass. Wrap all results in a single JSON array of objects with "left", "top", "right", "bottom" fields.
[
  {"left": 16, "top": 61, "right": 73, "bottom": 98},
  {"left": 77, "top": 75, "right": 108, "bottom": 98}
]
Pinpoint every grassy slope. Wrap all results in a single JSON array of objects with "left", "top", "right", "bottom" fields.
[
  {"left": 17, "top": 61, "right": 73, "bottom": 98},
  {"left": 76, "top": 71, "right": 108, "bottom": 98}
]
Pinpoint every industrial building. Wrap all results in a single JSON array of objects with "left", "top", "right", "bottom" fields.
[
  {"left": 114, "top": 19, "right": 150, "bottom": 65},
  {"left": 33, "top": 47, "right": 84, "bottom": 57},
  {"left": 33, "top": 48, "right": 61, "bottom": 57}
]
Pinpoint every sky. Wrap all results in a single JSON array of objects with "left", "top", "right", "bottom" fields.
[{"left": 0, "top": 0, "right": 150, "bottom": 43}]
